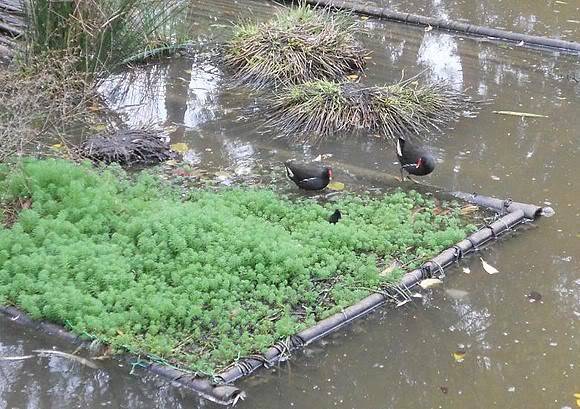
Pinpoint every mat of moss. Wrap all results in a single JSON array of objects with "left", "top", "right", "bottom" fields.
[{"left": 0, "top": 160, "right": 474, "bottom": 374}]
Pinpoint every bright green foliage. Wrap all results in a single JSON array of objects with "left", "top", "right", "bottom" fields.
[{"left": 0, "top": 159, "right": 473, "bottom": 373}]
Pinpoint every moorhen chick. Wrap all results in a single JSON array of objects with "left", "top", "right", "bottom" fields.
[
  {"left": 284, "top": 161, "right": 332, "bottom": 190},
  {"left": 328, "top": 209, "right": 341, "bottom": 224},
  {"left": 396, "top": 137, "right": 435, "bottom": 180}
]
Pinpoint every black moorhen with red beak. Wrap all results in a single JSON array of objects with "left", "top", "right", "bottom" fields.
[
  {"left": 284, "top": 161, "right": 332, "bottom": 190},
  {"left": 396, "top": 137, "right": 436, "bottom": 180}
]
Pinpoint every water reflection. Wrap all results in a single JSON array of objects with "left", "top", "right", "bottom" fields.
[
  {"left": 100, "top": 60, "right": 220, "bottom": 132},
  {"left": 417, "top": 33, "right": 464, "bottom": 88}
]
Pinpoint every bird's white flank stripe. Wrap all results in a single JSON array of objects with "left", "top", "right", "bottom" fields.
[{"left": 396, "top": 139, "right": 403, "bottom": 157}]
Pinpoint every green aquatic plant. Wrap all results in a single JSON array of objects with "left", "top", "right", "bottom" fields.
[{"left": 0, "top": 159, "right": 474, "bottom": 373}]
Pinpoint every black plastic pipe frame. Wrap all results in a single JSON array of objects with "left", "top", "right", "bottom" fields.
[{"left": 299, "top": 0, "right": 580, "bottom": 53}]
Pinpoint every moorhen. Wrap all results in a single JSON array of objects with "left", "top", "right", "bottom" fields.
[
  {"left": 284, "top": 161, "right": 332, "bottom": 190},
  {"left": 396, "top": 137, "right": 436, "bottom": 180},
  {"left": 328, "top": 209, "right": 341, "bottom": 224}
]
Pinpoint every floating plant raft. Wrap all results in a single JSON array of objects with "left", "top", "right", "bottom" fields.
[
  {"left": 222, "top": 4, "right": 368, "bottom": 87},
  {"left": 0, "top": 159, "right": 548, "bottom": 404},
  {"left": 267, "top": 79, "right": 475, "bottom": 141}
]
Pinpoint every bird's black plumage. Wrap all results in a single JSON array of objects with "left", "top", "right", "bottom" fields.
[
  {"left": 328, "top": 209, "right": 341, "bottom": 224},
  {"left": 396, "top": 137, "right": 436, "bottom": 178},
  {"left": 284, "top": 161, "right": 332, "bottom": 190}
]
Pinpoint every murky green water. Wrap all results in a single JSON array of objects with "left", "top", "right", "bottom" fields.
[{"left": 1, "top": 1, "right": 579, "bottom": 408}]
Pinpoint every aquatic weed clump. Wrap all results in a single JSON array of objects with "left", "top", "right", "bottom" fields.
[
  {"left": 268, "top": 79, "right": 475, "bottom": 141},
  {"left": 223, "top": 4, "right": 368, "bottom": 88},
  {"left": 0, "top": 159, "right": 473, "bottom": 373}
]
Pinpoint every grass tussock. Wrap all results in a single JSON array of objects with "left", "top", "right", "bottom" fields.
[
  {"left": 267, "top": 79, "right": 475, "bottom": 140},
  {"left": 0, "top": 53, "right": 104, "bottom": 162},
  {"left": 223, "top": 4, "right": 368, "bottom": 88},
  {"left": 0, "top": 159, "right": 473, "bottom": 373}
]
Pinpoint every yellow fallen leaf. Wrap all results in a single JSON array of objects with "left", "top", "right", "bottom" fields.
[
  {"left": 480, "top": 257, "right": 499, "bottom": 274},
  {"left": 359, "top": 16, "right": 369, "bottom": 20},
  {"left": 452, "top": 350, "right": 466, "bottom": 363},
  {"left": 170, "top": 142, "right": 189, "bottom": 153},
  {"left": 419, "top": 278, "right": 443, "bottom": 289},
  {"left": 574, "top": 393, "right": 580, "bottom": 399},
  {"left": 346, "top": 74, "right": 359, "bottom": 81},
  {"left": 380, "top": 259, "right": 401, "bottom": 277},
  {"left": 50, "top": 143, "right": 63, "bottom": 150},
  {"left": 460, "top": 205, "right": 479, "bottom": 215},
  {"left": 327, "top": 181, "right": 345, "bottom": 191},
  {"left": 492, "top": 110, "right": 549, "bottom": 118},
  {"left": 92, "top": 124, "right": 107, "bottom": 132}
]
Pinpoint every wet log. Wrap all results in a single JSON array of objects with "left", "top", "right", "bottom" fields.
[{"left": 297, "top": 0, "right": 580, "bottom": 53}]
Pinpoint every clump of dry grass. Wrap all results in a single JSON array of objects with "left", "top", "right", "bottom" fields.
[
  {"left": 0, "top": 53, "right": 104, "bottom": 162},
  {"left": 223, "top": 4, "right": 368, "bottom": 88},
  {"left": 266, "top": 78, "right": 475, "bottom": 141}
]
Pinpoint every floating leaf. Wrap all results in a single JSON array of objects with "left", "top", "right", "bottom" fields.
[
  {"left": 492, "top": 110, "right": 549, "bottom": 118},
  {"left": 452, "top": 349, "right": 466, "bottom": 363},
  {"left": 91, "top": 124, "right": 107, "bottom": 132},
  {"left": 313, "top": 155, "right": 322, "bottom": 162},
  {"left": 214, "top": 171, "right": 231, "bottom": 180},
  {"left": 460, "top": 205, "right": 479, "bottom": 215},
  {"left": 462, "top": 267, "right": 471, "bottom": 274},
  {"left": 419, "top": 278, "right": 443, "bottom": 289},
  {"left": 380, "top": 259, "right": 401, "bottom": 277},
  {"left": 327, "top": 181, "right": 345, "bottom": 191},
  {"left": 411, "top": 293, "right": 423, "bottom": 299},
  {"left": 424, "top": 25, "right": 433, "bottom": 32},
  {"left": 480, "top": 258, "right": 499, "bottom": 274},
  {"left": 445, "top": 288, "right": 469, "bottom": 299},
  {"left": 170, "top": 142, "right": 189, "bottom": 153}
]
